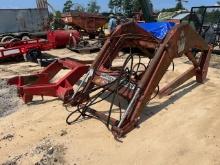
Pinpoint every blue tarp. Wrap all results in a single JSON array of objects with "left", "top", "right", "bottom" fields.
[{"left": 138, "top": 22, "right": 176, "bottom": 40}]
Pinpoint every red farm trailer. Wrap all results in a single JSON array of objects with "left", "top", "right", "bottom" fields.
[
  {"left": 62, "top": 11, "right": 107, "bottom": 39},
  {"left": 0, "top": 30, "right": 80, "bottom": 62},
  {"left": 0, "top": 39, "right": 53, "bottom": 62}
]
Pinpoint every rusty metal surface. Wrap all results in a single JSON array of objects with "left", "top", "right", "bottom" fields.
[
  {"left": 65, "top": 22, "right": 212, "bottom": 139},
  {"left": 62, "top": 12, "right": 107, "bottom": 34},
  {"left": 0, "top": 9, "right": 49, "bottom": 34},
  {"left": 67, "top": 39, "right": 103, "bottom": 54}
]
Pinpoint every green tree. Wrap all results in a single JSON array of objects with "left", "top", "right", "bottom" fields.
[
  {"left": 87, "top": 0, "right": 100, "bottom": 13},
  {"left": 108, "top": 0, "right": 114, "bottom": 12},
  {"left": 49, "top": 11, "right": 62, "bottom": 22},
  {"left": 55, "top": 11, "right": 62, "bottom": 18},
  {"left": 116, "top": 0, "right": 123, "bottom": 13},
  {"left": 175, "top": 2, "right": 183, "bottom": 10},
  {"left": 161, "top": 8, "right": 177, "bottom": 12},
  {"left": 73, "top": 4, "right": 85, "bottom": 12},
  {"left": 63, "top": 0, "right": 73, "bottom": 13},
  {"left": 123, "top": 0, "right": 133, "bottom": 16},
  {"left": 204, "top": 9, "right": 220, "bottom": 23},
  {"left": 175, "top": 0, "right": 188, "bottom": 10},
  {"left": 49, "top": 10, "right": 65, "bottom": 30},
  {"left": 132, "top": 0, "right": 142, "bottom": 12},
  {"left": 108, "top": 0, "right": 123, "bottom": 13},
  {"left": 108, "top": 0, "right": 153, "bottom": 17},
  {"left": 161, "top": 0, "right": 187, "bottom": 12}
]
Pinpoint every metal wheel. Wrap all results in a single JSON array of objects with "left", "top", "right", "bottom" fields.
[
  {"left": 1, "top": 36, "right": 14, "bottom": 43},
  {"left": 22, "top": 35, "right": 30, "bottom": 41},
  {"left": 26, "top": 49, "right": 42, "bottom": 62}
]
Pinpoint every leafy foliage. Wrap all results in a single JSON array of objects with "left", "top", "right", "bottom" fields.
[
  {"left": 175, "top": 1, "right": 184, "bottom": 10},
  {"left": 63, "top": 0, "right": 73, "bottom": 13},
  {"left": 87, "top": 0, "right": 100, "bottom": 13},
  {"left": 191, "top": 6, "right": 220, "bottom": 24},
  {"left": 123, "top": 0, "right": 133, "bottom": 16},
  {"left": 55, "top": 11, "right": 62, "bottom": 18},
  {"left": 161, "top": 0, "right": 186, "bottom": 12},
  {"left": 161, "top": 8, "right": 177, "bottom": 12},
  {"left": 203, "top": 9, "right": 220, "bottom": 24},
  {"left": 108, "top": 0, "right": 151, "bottom": 17},
  {"left": 108, "top": 0, "right": 123, "bottom": 13},
  {"left": 72, "top": 4, "right": 85, "bottom": 12}
]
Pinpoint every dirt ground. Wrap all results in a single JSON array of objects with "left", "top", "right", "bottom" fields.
[{"left": 0, "top": 49, "right": 220, "bottom": 165}]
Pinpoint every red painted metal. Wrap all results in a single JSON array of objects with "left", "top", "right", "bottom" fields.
[
  {"left": 65, "top": 22, "right": 212, "bottom": 138},
  {"left": 8, "top": 58, "right": 89, "bottom": 103},
  {"left": 61, "top": 12, "right": 107, "bottom": 35},
  {"left": 0, "top": 39, "right": 53, "bottom": 60},
  {"left": 47, "top": 30, "right": 80, "bottom": 48},
  {"left": 0, "top": 30, "right": 81, "bottom": 61}
]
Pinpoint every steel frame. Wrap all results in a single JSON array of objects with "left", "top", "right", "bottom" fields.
[
  {"left": 0, "top": 39, "right": 53, "bottom": 61},
  {"left": 8, "top": 58, "right": 89, "bottom": 103},
  {"left": 66, "top": 22, "right": 212, "bottom": 138}
]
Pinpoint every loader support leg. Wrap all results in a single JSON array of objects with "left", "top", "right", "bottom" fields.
[
  {"left": 159, "top": 66, "right": 196, "bottom": 97},
  {"left": 196, "top": 48, "right": 212, "bottom": 83}
]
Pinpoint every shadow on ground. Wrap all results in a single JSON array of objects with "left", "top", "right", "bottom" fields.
[{"left": 139, "top": 80, "right": 201, "bottom": 124}]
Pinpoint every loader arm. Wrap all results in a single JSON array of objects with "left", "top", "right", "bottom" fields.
[{"left": 66, "top": 22, "right": 212, "bottom": 138}]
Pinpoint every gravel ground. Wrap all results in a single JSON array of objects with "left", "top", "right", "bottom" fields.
[{"left": 0, "top": 79, "right": 21, "bottom": 117}]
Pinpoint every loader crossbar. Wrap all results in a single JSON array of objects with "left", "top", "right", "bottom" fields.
[{"left": 65, "top": 22, "right": 212, "bottom": 138}]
